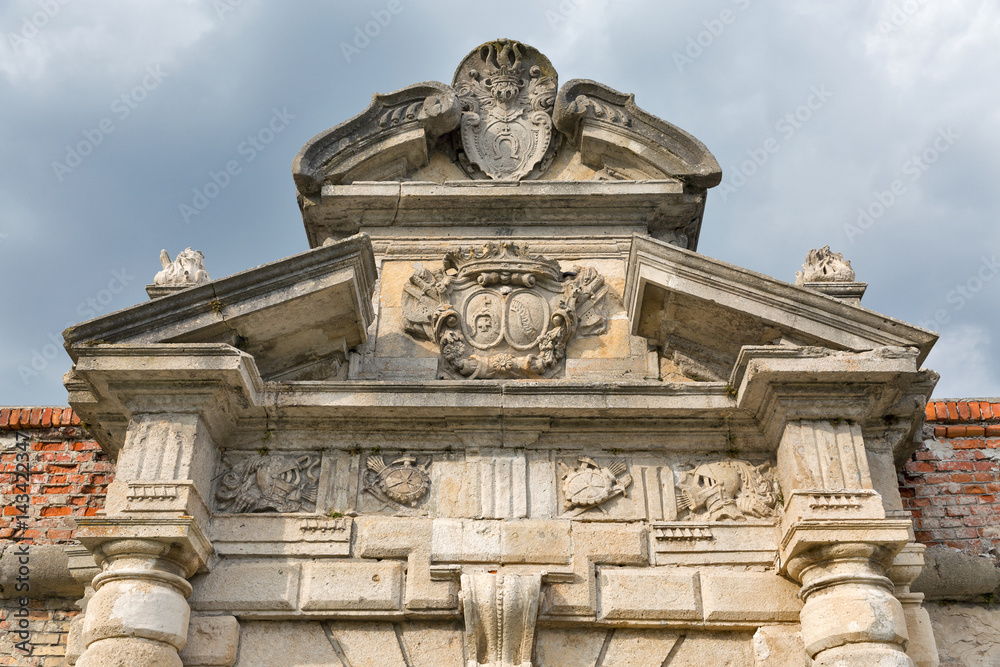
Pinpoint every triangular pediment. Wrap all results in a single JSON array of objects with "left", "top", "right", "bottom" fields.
[
  {"left": 625, "top": 235, "right": 937, "bottom": 381},
  {"left": 63, "top": 235, "right": 377, "bottom": 382}
]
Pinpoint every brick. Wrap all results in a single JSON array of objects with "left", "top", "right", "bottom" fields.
[
  {"left": 946, "top": 402, "right": 959, "bottom": 421},
  {"left": 965, "top": 426, "right": 986, "bottom": 437},
  {"left": 980, "top": 402, "right": 994, "bottom": 419},
  {"left": 992, "top": 404, "right": 1000, "bottom": 420},
  {"left": 935, "top": 403, "right": 948, "bottom": 421},
  {"left": 986, "top": 425, "right": 1000, "bottom": 437},
  {"left": 935, "top": 426, "right": 947, "bottom": 438},
  {"left": 69, "top": 412, "right": 80, "bottom": 426},
  {"left": 958, "top": 402, "right": 972, "bottom": 420},
  {"left": 970, "top": 403, "right": 982, "bottom": 420},
  {"left": 8, "top": 409, "right": 21, "bottom": 429},
  {"left": 49, "top": 408, "right": 62, "bottom": 426},
  {"left": 954, "top": 528, "right": 980, "bottom": 539},
  {"left": 947, "top": 506, "right": 971, "bottom": 517},
  {"left": 965, "top": 485, "right": 987, "bottom": 494},
  {"left": 907, "top": 462, "right": 935, "bottom": 473},
  {"left": 39, "top": 506, "right": 72, "bottom": 517},
  {"left": 949, "top": 473, "right": 974, "bottom": 483},
  {"left": 925, "top": 403, "right": 936, "bottom": 421},
  {"left": 952, "top": 439, "right": 981, "bottom": 449},
  {"left": 964, "top": 516, "right": 987, "bottom": 527},
  {"left": 946, "top": 426, "right": 968, "bottom": 437},
  {"left": 0, "top": 408, "right": 10, "bottom": 427}
]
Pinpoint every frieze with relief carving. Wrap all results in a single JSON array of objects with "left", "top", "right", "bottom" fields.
[
  {"left": 402, "top": 242, "right": 607, "bottom": 379},
  {"left": 215, "top": 454, "right": 320, "bottom": 513},
  {"left": 676, "top": 460, "right": 779, "bottom": 521}
]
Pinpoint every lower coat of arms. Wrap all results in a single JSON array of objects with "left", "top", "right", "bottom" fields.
[{"left": 402, "top": 242, "right": 607, "bottom": 379}]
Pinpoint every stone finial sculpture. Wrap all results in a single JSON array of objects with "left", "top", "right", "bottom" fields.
[
  {"left": 154, "top": 247, "right": 210, "bottom": 286},
  {"left": 794, "top": 245, "right": 855, "bottom": 285}
]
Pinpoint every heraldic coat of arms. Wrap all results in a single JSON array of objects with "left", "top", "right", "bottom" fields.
[{"left": 402, "top": 242, "right": 608, "bottom": 379}]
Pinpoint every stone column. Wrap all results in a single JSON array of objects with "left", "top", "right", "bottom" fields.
[
  {"left": 76, "top": 532, "right": 207, "bottom": 667},
  {"left": 72, "top": 408, "right": 218, "bottom": 666},
  {"left": 777, "top": 420, "right": 914, "bottom": 666}
]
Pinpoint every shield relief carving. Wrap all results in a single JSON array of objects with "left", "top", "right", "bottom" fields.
[{"left": 402, "top": 242, "right": 607, "bottom": 379}]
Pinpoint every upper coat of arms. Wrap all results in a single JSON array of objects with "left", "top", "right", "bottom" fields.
[
  {"left": 453, "top": 39, "right": 557, "bottom": 181},
  {"left": 402, "top": 242, "right": 607, "bottom": 379}
]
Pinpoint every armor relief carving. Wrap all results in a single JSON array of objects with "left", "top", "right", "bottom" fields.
[
  {"left": 214, "top": 453, "right": 320, "bottom": 513},
  {"left": 676, "top": 460, "right": 779, "bottom": 521},
  {"left": 558, "top": 457, "right": 632, "bottom": 517},
  {"left": 453, "top": 39, "right": 557, "bottom": 181},
  {"left": 402, "top": 242, "right": 608, "bottom": 379},
  {"left": 364, "top": 454, "right": 431, "bottom": 509}
]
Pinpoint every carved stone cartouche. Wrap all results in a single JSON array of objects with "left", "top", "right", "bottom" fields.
[
  {"left": 402, "top": 242, "right": 607, "bottom": 379},
  {"left": 453, "top": 39, "right": 557, "bottom": 181},
  {"left": 676, "top": 460, "right": 778, "bottom": 521},
  {"left": 215, "top": 454, "right": 320, "bottom": 513}
]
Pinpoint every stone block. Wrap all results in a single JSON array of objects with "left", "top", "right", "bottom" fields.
[
  {"left": 501, "top": 520, "right": 572, "bottom": 564},
  {"left": 912, "top": 545, "right": 1000, "bottom": 600},
  {"left": 328, "top": 621, "right": 407, "bottom": 667},
  {"left": 179, "top": 615, "right": 240, "bottom": 666},
  {"left": 235, "top": 621, "right": 340, "bottom": 666},
  {"left": 701, "top": 571, "right": 802, "bottom": 622},
  {"left": 601, "top": 629, "right": 681, "bottom": 666},
  {"left": 669, "top": 632, "right": 755, "bottom": 666},
  {"left": 533, "top": 628, "right": 606, "bottom": 667},
  {"left": 300, "top": 561, "right": 403, "bottom": 611},
  {"left": 752, "top": 625, "right": 808, "bottom": 666},
  {"left": 0, "top": 544, "right": 84, "bottom": 598},
  {"left": 599, "top": 568, "right": 699, "bottom": 620},
  {"left": 399, "top": 622, "right": 464, "bottom": 667},
  {"left": 190, "top": 561, "right": 300, "bottom": 611},
  {"left": 431, "top": 518, "right": 501, "bottom": 563}
]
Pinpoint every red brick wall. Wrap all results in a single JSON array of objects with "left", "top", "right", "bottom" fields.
[
  {"left": 899, "top": 400, "right": 1000, "bottom": 555},
  {"left": 1, "top": 408, "right": 111, "bottom": 545}
]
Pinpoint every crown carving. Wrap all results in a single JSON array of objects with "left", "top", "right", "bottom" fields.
[{"left": 443, "top": 241, "right": 562, "bottom": 287}]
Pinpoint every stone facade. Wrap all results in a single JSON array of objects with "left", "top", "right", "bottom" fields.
[{"left": 1, "top": 39, "right": 995, "bottom": 666}]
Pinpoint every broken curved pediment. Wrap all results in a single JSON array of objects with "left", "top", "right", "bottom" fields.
[{"left": 292, "top": 39, "right": 721, "bottom": 250}]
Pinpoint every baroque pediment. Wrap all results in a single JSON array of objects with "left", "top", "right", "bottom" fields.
[{"left": 292, "top": 39, "right": 720, "bottom": 250}]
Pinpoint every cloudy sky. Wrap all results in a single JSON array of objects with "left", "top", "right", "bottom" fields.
[{"left": 1, "top": 0, "right": 997, "bottom": 405}]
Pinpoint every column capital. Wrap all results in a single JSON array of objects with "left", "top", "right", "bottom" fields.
[{"left": 76, "top": 516, "right": 212, "bottom": 577}]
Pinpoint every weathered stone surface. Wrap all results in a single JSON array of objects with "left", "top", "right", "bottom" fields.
[
  {"left": 701, "top": 571, "right": 801, "bottom": 622},
  {"left": 0, "top": 544, "right": 83, "bottom": 598},
  {"left": 300, "top": 561, "right": 403, "bottom": 611},
  {"left": 235, "top": 621, "right": 340, "bottom": 666},
  {"left": 179, "top": 615, "right": 239, "bottom": 666},
  {"left": 190, "top": 561, "right": 300, "bottom": 611},
  {"left": 752, "top": 626, "right": 808, "bottom": 666},
  {"left": 913, "top": 546, "right": 1000, "bottom": 601},
  {"left": 667, "top": 632, "right": 755, "bottom": 666},
  {"left": 601, "top": 629, "right": 681, "bottom": 666},
  {"left": 533, "top": 628, "right": 605, "bottom": 667},
  {"left": 599, "top": 567, "right": 700, "bottom": 620},
  {"left": 926, "top": 602, "right": 1000, "bottom": 666},
  {"left": 399, "top": 622, "right": 464, "bottom": 667},
  {"left": 328, "top": 622, "right": 408, "bottom": 667}
]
